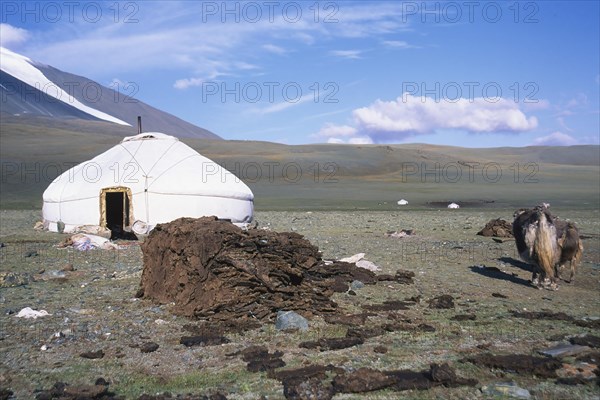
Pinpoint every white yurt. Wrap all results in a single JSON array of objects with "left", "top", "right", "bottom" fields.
[
  {"left": 397, "top": 199, "right": 408, "bottom": 206},
  {"left": 447, "top": 202, "right": 460, "bottom": 209},
  {"left": 42, "top": 132, "right": 254, "bottom": 234}
]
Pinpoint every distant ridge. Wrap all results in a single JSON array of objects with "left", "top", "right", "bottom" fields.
[
  {"left": 0, "top": 47, "right": 220, "bottom": 139},
  {"left": 2, "top": 119, "right": 598, "bottom": 210}
]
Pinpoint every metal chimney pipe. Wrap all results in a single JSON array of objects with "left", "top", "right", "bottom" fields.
[{"left": 137, "top": 116, "right": 142, "bottom": 134}]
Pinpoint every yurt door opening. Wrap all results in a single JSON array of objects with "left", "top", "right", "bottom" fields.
[{"left": 100, "top": 187, "right": 134, "bottom": 240}]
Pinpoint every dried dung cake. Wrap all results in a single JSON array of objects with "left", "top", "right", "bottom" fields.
[
  {"left": 477, "top": 218, "right": 513, "bottom": 237},
  {"left": 139, "top": 217, "right": 373, "bottom": 322}
]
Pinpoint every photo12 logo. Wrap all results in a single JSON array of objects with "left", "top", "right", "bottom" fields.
[
  {"left": 199, "top": 81, "right": 339, "bottom": 104},
  {"left": 400, "top": 1, "right": 540, "bottom": 24},
  {"left": 199, "top": 1, "right": 339, "bottom": 23},
  {"left": 1, "top": 80, "right": 139, "bottom": 105},
  {"left": 401, "top": 81, "right": 539, "bottom": 104},
  {"left": 1, "top": 1, "right": 140, "bottom": 23}
]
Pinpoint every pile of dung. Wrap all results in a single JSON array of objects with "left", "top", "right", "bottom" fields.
[
  {"left": 476, "top": 218, "right": 513, "bottom": 237},
  {"left": 139, "top": 217, "right": 375, "bottom": 322}
]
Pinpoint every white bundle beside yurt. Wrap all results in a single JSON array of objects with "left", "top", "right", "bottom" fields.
[{"left": 42, "top": 132, "right": 254, "bottom": 234}]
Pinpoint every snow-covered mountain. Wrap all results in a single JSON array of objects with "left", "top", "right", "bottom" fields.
[{"left": 0, "top": 47, "right": 220, "bottom": 139}]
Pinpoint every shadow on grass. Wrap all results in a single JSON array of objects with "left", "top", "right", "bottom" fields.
[
  {"left": 499, "top": 256, "right": 534, "bottom": 273},
  {"left": 469, "top": 265, "right": 531, "bottom": 288}
]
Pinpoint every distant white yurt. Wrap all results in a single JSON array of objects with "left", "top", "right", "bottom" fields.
[
  {"left": 447, "top": 202, "right": 460, "bottom": 209},
  {"left": 397, "top": 199, "right": 408, "bottom": 206},
  {"left": 42, "top": 132, "right": 254, "bottom": 233}
]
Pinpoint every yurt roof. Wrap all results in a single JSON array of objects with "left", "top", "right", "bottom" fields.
[{"left": 43, "top": 132, "right": 253, "bottom": 203}]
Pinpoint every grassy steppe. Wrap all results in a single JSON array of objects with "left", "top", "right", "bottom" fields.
[{"left": 1, "top": 118, "right": 599, "bottom": 211}]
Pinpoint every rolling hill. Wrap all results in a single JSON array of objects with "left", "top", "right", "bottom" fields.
[{"left": 1, "top": 120, "right": 598, "bottom": 210}]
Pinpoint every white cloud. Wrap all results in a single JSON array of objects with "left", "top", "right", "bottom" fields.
[
  {"left": 317, "top": 123, "right": 372, "bottom": 144},
  {"left": 523, "top": 99, "right": 550, "bottom": 111},
  {"left": 531, "top": 131, "right": 578, "bottom": 146},
  {"left": 318, "top": 123, "right": 357, "bottom": 137},
  {"left": 262, "top": 44, "right": 286, "bottom": 55},
  {"left": 382, "top": 40, "right": 418, "bottom": 49},
  {"left": 14, "top": 2, "right": 411, "bottom": 80},
  {"left": 565, "top": 93, "right": 588, "bottom": 108},
  {"left": 316, "top": 94, "right": 539, "bottom": 143},
  {"left": 0, "top": 24, "right": 29, "bottom": 49},
  {"left": 348, "top": 136, "right": 374, "bottom": 144},
  {"left": 326, "top": 136, "right": 373, "bottom": 144},
  {"left": 330, "top": 50, "right": 362, "bottom": 59},
  {"left": 353, "top": 94, "right": 538, "bottom": 141},
  {"left": 556, "top": 116, "right": 573, "bottom": 132},
  {"left": 253, "top": 93, "right": 315, "bottom": 115},
  {"left": 173, "top": 77, "right": 205, "bottom": 90}
]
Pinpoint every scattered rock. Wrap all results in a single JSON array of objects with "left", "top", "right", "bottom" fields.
[
  {"left": 276, "top": 311, "right": 308, "bottom": 332},
  {"left": 428, "top": 295, "right": 455, "bottom": 309},
  {"left": 79, "top": 349, "right": 105, "bottom": 359},
  {"left": 481, "top": 382, "right": 531, "bottom": 399},
  {"left": 140, "top": 342, "right": 159, "bottom": 353},
  {"left": 538, "top": 344, "right": 591, "bottom": 358},
  {"left": 25, "top": 250, "right": 38, "bottom": 258},
  {"left": 350, "top": 280, "right": 364, "bottom": 290},
  {"left": 374, "top": 345, "right": 388, "bottom": 354},
  {"left": 492, "top": 292, "right": 508, "bottom": 299}
]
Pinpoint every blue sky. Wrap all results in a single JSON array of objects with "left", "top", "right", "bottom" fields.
[{"left": 1, "top": 1, "right": 599, "bottom": 146}]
